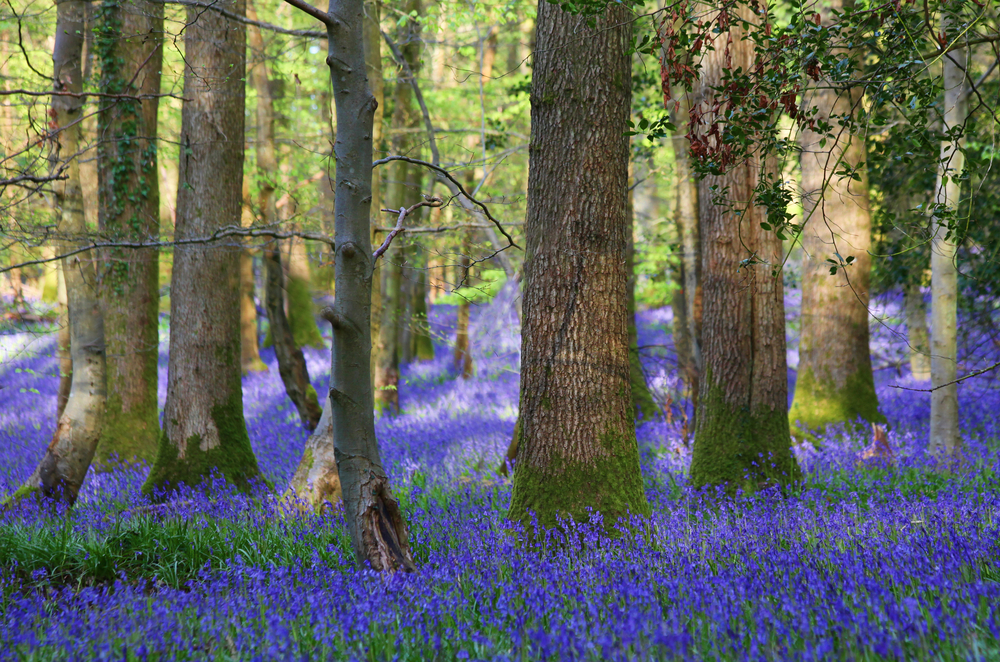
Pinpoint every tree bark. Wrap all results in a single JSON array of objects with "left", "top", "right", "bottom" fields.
[
  {"left": 788, "top": 0, "right": 880, "bottom": 437},
  {"left": 904, "top": 280, "right": 931, "bottom": 381},
  {"left": 626, "top": 179, "right": 657, "bottom": 420},
  {"left": 144, "top": 0, "right": 261, "bottom": 495},
  {"left": 507, "top": 3, "right": 650, "bottom": 530},
  {"left": 453, "top": 252, "right": 474, "bottom": 379},
  {"left": 285, "top": 234, "right": 324, "bottom": 348},
  {"left": 411, "top": 260, "right": 434, "bottom": 360},
  {"left": 56, "top": 262, "right": 72, "bottom": 420},
  {"left": 364, "top": 0, "right": 384, "bottom": 379},
  {"left": 293, "top": 0, "right": 414, "bottom": 572},
  {"left": 94, "top": 0, "right": 164, "bottom": 467},
  {"left": 13, "top": 0, "right": 105, "bottom": 506},
  {"left": 240, "top": 179, "right": 267, "bottom": 373},
  {"left": 286, "top": 396, "right": 341, "bottom": 509},
  {"left": 929, "top": 22, "right": 966, "bottom": 460},
  {"left": 688, "top": 2, "right": 800, "bottom": 490}
]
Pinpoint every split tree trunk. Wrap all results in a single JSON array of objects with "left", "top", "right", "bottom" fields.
[
  {"left": 688, "top": 2, "right": 800, "bottom": 490},
  {"left": 788, "top": 0, "right": 880, "bottom": 437},
  {"left": 14, "top": 0, "right": 105, "bottom": 505},
  {"left": 929, "top": 24, "right": 967, "bottom": 460},
  {"left": 144, "top": 0, "right": 261, "bottom": 495},
  {"left": 507, "top": 2, "right": 650, "bottom": 529},
  {"left": 285, "top": 0, "right": 415, "bottom": 572},
  {"left": 94, "top": 0, "right": 164, "bottom": 467}
]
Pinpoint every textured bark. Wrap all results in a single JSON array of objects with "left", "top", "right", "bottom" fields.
[
  {"left": 670, "top": 92, "right": 701, "bottom": 411},
  {"left": 56, "top": 263, "right": 72, "bottom": 419},
  {"left": 144, "top": 0, "right": 260, "bottom": 495},
  {"left": 688, "top": 2, "right": 800, "bottom": 490},
  {"left": 286, "top": 397, "right": 342, "bottom": 509},
  {"left": 904, "top": 281, "right": 931, "bottom": 381},
  {"left": 788, "top": 0, "right": 880, "bottom": 437},
  {"left": 264, "top": 247, "right": 322, "bottom": 430},
  {"left": 14, "top": 0, "right": 105, "bottom": 506},
  {"left": 374, "top": 0, "right": 421, "bottom": 412},
  {"left": 364, "top": 0, "right": 384, "bottom": 379},
  {"left": 94, "top": 0, "right": 164, "bottom": 467},
  {"left": 282, "top": 236, "right": 324, "bottom": 348},
  {"left": 306, "top": 0, "right": 414, "bottom": 572},
  {"left": 929, "top": 26, "right": 966, "bottom": 460},
  {"left": 627, "top": 183, "right": 657, "bottom": 420},
  {"left": 507, "top": 3, "right": 650, "bottom": 529}
]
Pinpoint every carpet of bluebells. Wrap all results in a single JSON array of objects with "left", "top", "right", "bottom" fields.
[{"left": 2, "top": 286, "right": 1000, "bottom": 661}]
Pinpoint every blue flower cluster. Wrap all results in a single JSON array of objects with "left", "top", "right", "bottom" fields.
[{"left": 1, "top": 288, "right": 999, "bottom": 661}]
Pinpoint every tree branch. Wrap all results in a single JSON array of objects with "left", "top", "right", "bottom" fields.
[
  {"left": 157, "top": 0, "right": 327, "bottom": 37},
  {"left": 888, "top": 361, "right": 1000, "bottom": 392},
  {"left": 371, "top": 196, "right": 443, "bottom": 262},
  {"left": 279, "top": 0, "right": 333, "bottom": 27}
]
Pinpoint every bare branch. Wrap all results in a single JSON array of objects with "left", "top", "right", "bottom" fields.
[
  {"left": 888, "top": 361, "right": 1000, "bottom": 392},
  {"left": 0, "top": 88, "right": 189, "bottom": 102},
  {"left": 0, "top": 172, "right": 68, "bottom": 187},
  {"left": 373, "top": 221, "right": 523, "bottom": 234},
  {"left": 155, "top": 0, "right": 327, "bottom": 37},
  {"left": 279, "top": 0, "right": 333, "bottom": 27},
  {"left": 371, "top": 196, "right": 443, "bottom": 262}
]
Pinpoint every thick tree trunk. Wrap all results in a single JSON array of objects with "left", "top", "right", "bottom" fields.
[
  {"left": 286, "top": 396, "right": 341, "bottom": 509},
  {"left": 56, "top": 263, "right": 72, "bottom": 419},
  {"left": 374, "top": 0, "right": 421, "bottom": 412},
  {"left": 144, "top": 0, "right": 260, "bottom": 495},
  {"left": 507, "top": 3, "right": 649, "bottom": 529},
  {"left": 904, "top": 281, "right": 931, "bottom": 381},
  {"left": 13, "top": 0, "right": 105, "bottom": 505},
  {"left": 93, "top": 0, "right": 163, "bottom": 467},
  {"left": 688, "top": 2, "right": 800, "bottom": 490},
  {"left": 788, "top": 0, "right": 880, "bottom": 437},
  {"left": 929, "top": 28, "right": 966, "bottom": 460},
  {"left": 627, "top": 182, "right": 657, "bottom": 420},
  {"left": 308, "top": 0, "right": 414, "bottom": 572},
  {"left": 264, "top": 248, "right": 322, "bottom": 430}
]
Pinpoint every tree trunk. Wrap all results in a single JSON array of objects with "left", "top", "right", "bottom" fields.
[
  {"left": 364, "top": 0, "right": 384, "bottom": 379},
  {"left": 411, "top": 262, "right": 434, "bottom": 360},
  {"left": 669, "top": 92, "right": 701, "bottom": 413},
  {"left": 788, "top": 0, "right": 880, "bottom": 437},
  {"left": 13, "top": 0, "right": 105, "bottom": 505},
  {"left": 93, "top": 0, "right": 163, "bottom": 467},
  {"left": 144, "top": 0, "right": 260, "bottom": 495},
  {"left": 627, "top": 179, "right": 657, "bottom": 420},
  {"left": 291, "top": 0, "right": 414, "bottom": 572},
  {"left": 507, "top": 3, "right": 649, "bottom": 530},
  {"left": 453, "top": 253, "right": 473, "bottom": 378},
  {"left": 56, "top": 262, "right": 72, "bottom": 420},
  {"left": 374, "top": 0, "right": 421, "bottom": 412},
  {"left": 904, "top": 281, "right": 931, "bottom": 381},
  {"left": 240, "top": 179, "right": 267, "bottom": 373},
  {"left": 285, "top": 234, "right": 324, "bottom": 348},
  {"left": 688, "top": 2, "right": 800, "bottom": 490},
  {"left": 929, "top": 25, "right": 966, "bottom": 460},
  {"left": 285, "top": 396, "right": 341, "bottom": 509},
  {"left": 264, "top": 247, "right": 322, "bottom": 430}
]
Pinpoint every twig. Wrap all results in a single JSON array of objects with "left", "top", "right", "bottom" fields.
[
  {"left": 888, "top": 361, "right": 1000, "bottom": 392},
  {"left": 156, "top": 0, "right": 327, "bottom": 37},
  {"left": 373, "top": 221, "right": 523, "bottom": 234},
  {"left": 371, "top": 196, "right": 443, "bottom": 262}
]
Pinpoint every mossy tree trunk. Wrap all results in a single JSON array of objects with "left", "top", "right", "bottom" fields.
[
  {"left": 240, "top": 178, "right": 267, "bottom": 373},
  {"left": 285, "top": 0, "right": 415, "bottom": 572},
  {"left": 507, "top": 2, "right": 650, "bottom": 530},
  {"left": 285, "top": 235, "right": 324, "bottom": 348},
  {"left": 788, "top": 0, "right": 880, "bottom": 437},
  {"left": 15, "top": 0, "right": 106, "bottom": 505},
  {"left": 929, "top": 17, "right": 966, "bottom": 460},
  {"left": 626, "top": 181, "right": 657, "bottom": 420},
  {"left": 374, "top": 0, "right": 421, "bottom": 413},
  {"left": 144, "top": 0, "right": 261, "bottom": 495},
  {"left": 286, "top": 395, "right": 341, "bottom": 509},
  {"left": 904, "top": 280, "right": 931, "bottom": 381},
  {"left": 688, "top": 2, "right": 800, "bottom": 491},
  {"left": 93, "top": 0, "right": 163, "bottom": 467}
]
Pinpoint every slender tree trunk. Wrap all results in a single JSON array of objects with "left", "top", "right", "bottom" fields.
[
  {"left": 453, "top": 252, "right": 473, "bottom": 378},
  {"left": 264, "top": 248, "right": 322, "bottom": 429},
  {"left": 626, "top": 178, "right": 657, "bottom": 419},
  {"left": 240, "top": 179, "right": 267, "bottom": 373},
  {"left": 374, "top": 0, "right": 421, "bottom": 412},
  {"left": 285, "top": 234, "right": 324, "bottom": 348},
  {"left": 788, "top": 0, "right": 880, "bottom": 437},
  {"left": 13, "top": 0, "right": 105, "bottom": 505},
  {"left": 905, "top": 280, "right": 931, "bottom": 381},
  {"left": 688, "top": 2, "right": 800, "bottom": 490},
  {"left": 144, "top": 0, "right": 261, "bottom": 495},
  {"left": 411, "top": 261, "right": 434, "bottom": 360},
  {"left": 507, "top": 3, "right": 649, "bottom": 529},
  {"left": 93, "top": 0, "right": 164, "bottom": 467},
  {"left": 306, "top": 0, "right": 414, "bottom": 572},
  {"left": 56, "top": 262, "right": 72, "bottom": 419},
  {"left": 929, "top": 25, "right": 966, "bottom": 460},
  {"left": 364, "top": 0, "right": 384, "bottom": 378},
  {"left": 669, "top": 92, "right": 701, "bottom": 413}
]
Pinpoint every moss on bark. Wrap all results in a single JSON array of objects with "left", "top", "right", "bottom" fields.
[
  {"left": 690, "top": 372, "right": 801, "bottom": 491},
  {"left": 262, "top": 276, "right": 324, "bottom": 350},
  {"left": 789, "top": 364, "right": 884, "bottom": 439},
  {"left": 93, "top": 389, "right": 159, "bottom": 468},
  {"left": 142, "top": 393, "right": 261, "bottom": 496},
  {"left": 507, "top": 426, "right": 650, "bottom": 532}
]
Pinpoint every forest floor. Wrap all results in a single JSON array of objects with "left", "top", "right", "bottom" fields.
[{"left": 2, "top": 289, "right": 1000, "bottom": 660}]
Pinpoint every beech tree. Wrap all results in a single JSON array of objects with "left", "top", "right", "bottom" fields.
[
  {"left": 93, "top": 0, "right": 164, "bottom": 466},
  {"left": 144, "top": 0, "right": 261, "bottom": 494},
  {"left": 507, "top": 1, "right": 650, "bottom": 529}
]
